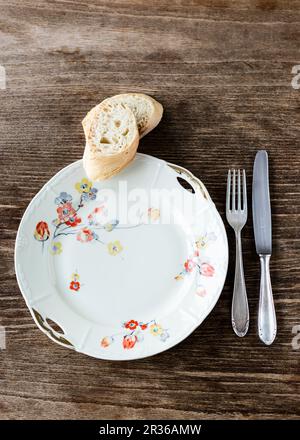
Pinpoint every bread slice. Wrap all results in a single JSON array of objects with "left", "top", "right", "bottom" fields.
[
  {"left": 82, "top": 93, "right": 163, "bottom": 139},
  {"left": 83, "top": 102, "right": 139, "bottom": 180}
]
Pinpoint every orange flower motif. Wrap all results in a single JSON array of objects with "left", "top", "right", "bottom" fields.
[
  {"left": 184, "top": 259, "right": 196, "bottom": 273},
  {"left": 101, "top": 336, "right": 113, "bottom": 348},
  {"left": 69, "top": 280, "right": 80, "bottom": 291},
  {"left": 125, "top": 320, "right": 139, "bottom": 330},
  {"left": 34, "top": 221, "right": 50, "bottom": 242},
  {"left": 150, "top": 323, "right": 163, "bottom": 336},
  {"left": 123, "top": 334, "right": 137, "bottom": 349},
  {"left": 200, "top": 263, "right": 215, "bottom": 277},
  {"left": 77, "top": 228, "right": 94, "bottom": 243}
]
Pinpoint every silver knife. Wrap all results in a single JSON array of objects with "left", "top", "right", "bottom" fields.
[{"left": 252, "top": 150, "right": 277, "bottom": 345}]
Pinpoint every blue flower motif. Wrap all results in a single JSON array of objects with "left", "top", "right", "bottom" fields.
[
  {"left": 55, "top": 192, "right": 72, "bottom": 205},
  {"left": 81, "top": 187, "right": 98, "bottom": 201},
  {"left": 160, "top": 331, "right": 170, "bottom": 342}
]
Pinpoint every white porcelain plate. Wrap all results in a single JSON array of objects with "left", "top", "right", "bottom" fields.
[{"left": 15, "top": 153, "right": 228, "bottom": 360}]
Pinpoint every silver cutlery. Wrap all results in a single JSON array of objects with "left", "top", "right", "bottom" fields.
[
  {"left": 252, "top": 150, "right": 277, "bottom": 345},
  {"left": 226, "top": 169, "right": 249, "bottom": 337}
]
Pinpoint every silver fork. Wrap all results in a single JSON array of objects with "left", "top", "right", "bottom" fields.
[{"left": 226, "top": 169, "right": 249, "bottom": 337}]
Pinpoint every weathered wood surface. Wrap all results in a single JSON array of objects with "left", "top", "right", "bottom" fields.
[{"left": 0, "top": 0, "right": 299, "bottom": 420}]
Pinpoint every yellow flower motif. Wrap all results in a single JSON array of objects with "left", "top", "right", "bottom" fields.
[
  {"left": 50, "top": 242, "right": 62, "bottom": 255},
  {"left": 196, "top": 236, "right": 206, "bottom": 249},
  {"left": 148, "top": 208, "right": 160, "bottom": 222},
  {"left": 104, "top": 220, "right": 119, "bottom": 232},
  {"left": 71, "top": 272, "right": 80, "bottom": 281},
  {"left": 150, "top": 323, "right": 163, "bottom": 336},
  {"left": 107, "top": 240, "right": 123, "bottom": 256},
  {"left": 75, "top": 178, "right": 92, "bottom": 194}
]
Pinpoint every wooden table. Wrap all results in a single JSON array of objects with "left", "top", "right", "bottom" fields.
[{"left": 0, "top": 0, "right": 299, "bottom": 420}]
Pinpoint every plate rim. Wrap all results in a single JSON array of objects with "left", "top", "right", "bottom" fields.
[{"left": 15, "top": 154, "right": 228, "bottom": 360}]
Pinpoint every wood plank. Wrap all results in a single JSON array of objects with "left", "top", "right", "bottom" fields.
[{"left": 0, "top": 0, "right": 299, "bottom": 420}]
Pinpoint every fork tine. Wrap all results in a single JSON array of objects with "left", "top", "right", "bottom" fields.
[
  {"left": 232, "top": 169, "right": 236, "bottom": 211},
  {"left": 243, "top": 169, "right": 247, "bottom": 212},
  {"left": 237, "top": 169, "right": 241, "bottom": 211},
  {"left": 226, "top": 170, "right": 231, "bottom": 211}
]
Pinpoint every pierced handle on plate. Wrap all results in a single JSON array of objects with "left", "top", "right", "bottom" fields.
[
  {"left": 32, "top": 308, "right": 74, "bottom": 348},
  {"left": 167, "top": 162, "right": 210, "bottom": 201}
]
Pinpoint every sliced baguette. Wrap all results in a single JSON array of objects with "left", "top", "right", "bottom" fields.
[
  {"left": 82, "top": 93, "right": 163, "bottom": 139},
  {"left": 83, "top": 102, "right": 139, "bottom": 180}
]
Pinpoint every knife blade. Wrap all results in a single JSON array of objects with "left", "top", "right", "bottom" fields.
[
  {"left": 252, "top": 150, "right": 276, "bottom": 345},
  {"left": 252, "top": 150, "right": 272, "bottom": 255}
]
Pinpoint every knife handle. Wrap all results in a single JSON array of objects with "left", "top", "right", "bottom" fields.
[
  {"left": 258, "top": 254, "right": 277, "bottom": 345},
  {"left": 232, "top": 231, "right": 249, "bottom": 337}
]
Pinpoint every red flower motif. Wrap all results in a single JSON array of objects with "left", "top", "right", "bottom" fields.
[
  {"left": 65, "top": 216, "right": 81, "bottom": 227},
  {"left": 125, "top": 320, "right": 139, "bottom": 330},
  {"left": 201, "top": 263, "right": 215, "bottom": 277},
  {"left": 88, "top": 205, "right": 106, "bottom": 226},
  {"left": 184, "top": 259, "right": 196, "bottom": 273},
  {"left": 123, "top": 334, "right": 137, "bottom": 349},
  {"left": 57, "top": 202, "right": 76, "bottom": 223},
  {"left": 69, "top": 280, "right": 80, "bottom": 291},
  {"left": 34, "top": 221, "right": 50, "bottom": 241},
  {"left": 77, "top": 228, "right": 93, "bottom": 243},
  {"left": 94, "top": 206, "right": 104, "bottom": 214}
]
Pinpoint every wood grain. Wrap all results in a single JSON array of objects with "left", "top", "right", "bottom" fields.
[{"left": 0, "top": 0, "right": 299, "bottom": 420}]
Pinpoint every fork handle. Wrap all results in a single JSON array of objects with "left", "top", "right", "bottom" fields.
[
  {"left": 232, "top": 231, "right": 249, "bottom": 337},
  {"left": 258, "top": 254, "right": 277, "bottom": 345}
]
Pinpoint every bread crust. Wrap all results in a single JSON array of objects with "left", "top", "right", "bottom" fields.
[
  {"left": 83, "top": 134, "right": 139, "bottom": 180},
  {"left": 83, "top": 102, "right": 139, "bottom": 180},
  {"left": 82, "top": 93, "right": 163, "bottom": 180},
  {"left": 82, "top": 93, "right": 163, "bottom": 139}
]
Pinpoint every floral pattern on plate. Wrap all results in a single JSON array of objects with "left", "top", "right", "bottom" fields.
[
  {"left": 33, "top": 177, "right": 160, "bottom": 256},
  {"left": 69, "top": 272, "right": 80, "bottom": 292},
  {"left": 175, "top": 232, "right": 217, "bottom": 296},
  {"left": 100, "top": 319, "right": 170, "bottom": 350},
  {"left": 34, "top": 221, "right": 50, "bottom": 251},
  {"left": 16, "top": 155, "right": 229, "bottom": 360}
]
